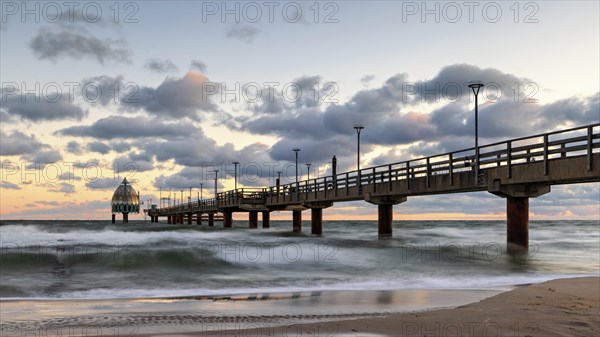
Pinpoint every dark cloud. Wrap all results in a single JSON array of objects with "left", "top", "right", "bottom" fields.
[
  {"left": 144, "top": 58, "right": 179, "bottom": 73},
  {"left": 30, "top": 27, "right": 131, "bottom": 64},
  {"left": 49, "top": 182, "right": 76, "bottom": 194},
  {"left": 87, "top": 141, "right": 111, "bottom": 154},
  {"left": 57, "top": 116, "right": 199, "bottom": 140},
  {"left": 24, "top": 149, "right": 63, "bottom": 164},
  {"left": 190, "top": 60, "right": 207, "bottom": 73},
  {"left": 0, "top": 130, "right": 47, "bottom": 156},
  {"left": 66, "top": 141, "right": 83, "bottom": 155},
  {"left": 1, "top": 182, "right": 21, "bottom": 190},
  {"left": 1, "top": 93, "right": 88, "bottom": 122},
  {"left": 112, "top": 142, "right": 132, "bottom": 152},
  {"left": 121, "top": 71, "right": 220, "bottom": 120},
  {"left": 113, "top": 152, "right": 154, "bottom": 173},
  {"left": 226, "top": 25, "right": 260, "bottom": 42},
  {"left": 85, "top": 177, "right": 122, "bottom": 190}
]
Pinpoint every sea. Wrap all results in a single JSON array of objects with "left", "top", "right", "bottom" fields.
[{"left": 0, "top": 220, "right": 598, "bottom": 300}]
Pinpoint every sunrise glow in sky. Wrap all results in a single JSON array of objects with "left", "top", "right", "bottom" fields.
[{"left": 1, "top": 1, "right": 599, "bottom": 220}]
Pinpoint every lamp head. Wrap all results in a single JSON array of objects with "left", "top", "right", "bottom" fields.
[{"left": 468, "top": 82, "right": 484, "bottom": 95}]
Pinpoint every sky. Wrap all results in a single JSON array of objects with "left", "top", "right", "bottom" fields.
[{"left": 1, "top": 0, "right": 599, "bottom": 220}]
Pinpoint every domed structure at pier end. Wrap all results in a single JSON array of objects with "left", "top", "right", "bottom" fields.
[{"left": 111, "top": 178, "right": 139, "bottom": 223}]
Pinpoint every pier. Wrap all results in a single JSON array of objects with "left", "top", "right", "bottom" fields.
[{"left": 146, "top": 123, "right": 600, "bottom": 251}]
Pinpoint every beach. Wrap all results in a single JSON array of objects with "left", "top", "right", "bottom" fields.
[{"left": 0, "top": 277, "right": 598, "bottom": 336}]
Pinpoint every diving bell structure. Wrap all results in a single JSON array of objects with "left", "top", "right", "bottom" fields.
[{"left": 111, "top": 178, "right": 140, "bottom": 223}]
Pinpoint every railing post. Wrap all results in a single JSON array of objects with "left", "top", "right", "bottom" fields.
[
  {"left": 346, "top": 172, "right": 349, "bottom": 196},
  {"left": 449, "top": 153, "right": 453, "bottom": 186},
  {"left": 507, "top": 141, "right": 512, "bottom": 179},
  {"left": 388, "top": 165, "right": 392, "bottom": 191},
  {"left": 543, "top": 134, "right": 549, "bottom": 175},
  {"left": 588, "top": 126, "right": 593, "bottom": 171},
  {"left": 372, "top": 167, "right": 376, "bottom": 193},
  {"left": 426, "top": 158, "right": 430, "bottom": 188},
  {"left": 406, "top": 162, "right": 410, "bottom": 190}
]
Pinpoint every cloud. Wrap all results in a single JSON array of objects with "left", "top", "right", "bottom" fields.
[
  {"left": 49, "top": 182, "right": 76, "bottom": 194},
  {"left": 57, "top": 115, "right": 199, "bottom": 140},
  {"left": 226, "top": 25, "right": 260, "bottom": 42},
  {"left": 144, "top": 58, "right": 179, "bottom": 73},
  {"left": 29, "top": 26, "right": 131, "bottom": 64},
  {"left": 1, "top": 92, "right": 88, "bottom": 122},
  {"left": 85, "top": 177, "right": 123, "bottom": 190},
  {"left": 0, "top": 130, "right": 47, "bottom": 156},
  {"left": 87, "top": 141, "right": 111, "bottom": 154},
  {"left": 121, "top": 71, "right": 220, "bottom": 120},
  {"left": 66, "top": 141, "right": 83, "bottom": 155},
  {"left": 190, "top": 60, "right": 207, "bottom": 73},
  {"left": 1, "top": 181, "right": 21, "bottom": 190}
]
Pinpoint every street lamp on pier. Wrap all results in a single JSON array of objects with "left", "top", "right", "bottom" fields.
[
  {"left": 354, "top": 124, "right": 364, "bottom": 193},
  {"left": 306, "top": 163, "right": 312, "bottom": 180},
  {"left": 293, "top": 148, "right": 301, "bottom": 183},
  {"left": 214, "top": 169, "right": 219, "bottom": 198},
  {"left": 233, "top": 161, "right": 240, "bottom": 190},
  {"left": 468, "top": 82, "right": 484, "bottom": 185}
]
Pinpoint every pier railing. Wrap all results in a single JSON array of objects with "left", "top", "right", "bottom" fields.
[{"left": 151, "top": 123, "right": 599, "bottom": 213}]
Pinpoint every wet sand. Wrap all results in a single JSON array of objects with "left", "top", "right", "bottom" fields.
[{"left": 0, "top": 277, "right": 597, "bottom": 337}]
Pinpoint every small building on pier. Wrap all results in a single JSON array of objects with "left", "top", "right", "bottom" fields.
[{"left": 111, "top": 178, "right": 139, "bottom": 223}]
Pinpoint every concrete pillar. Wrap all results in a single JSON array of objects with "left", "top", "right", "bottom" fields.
[
  {"left": 311, "top": 208, "right": 323, "bottom": 235},
  {"left": 167, "top": 215, "right": 171, "bottom": 224},
  {"left": 378, "top": 204, "right": 393, "bottom": 237},
  {"left": 187, "top": 213, "right": 192, "bottom": 225},
  {"left": 179, "top": 214, "right": 184, "bottom": 224},
  {"left": 123, "top": 213, "right": 128, "bottom": 223},
  {"left": 224, "top": 211, "right": 233, "bottom": 228},
  {"left": 507, "top": 197, "right": 529, "bottom": 252},
  {"left": 208, "top": 213, "right": 214, "bottom": 227},
  {"left": 112, "top": 214, "right": 115, "bottom": 223},
  {"left": 262, "top": 211, "right": 270, "bottom": 228},
  {"left": 249, "top": 211, "right": 258, "bottom": 229},
  {"left": 197, "top": 213, "right": 202, "bottom": 225},
  {"left": 292, "top": 210, "right": 302, "bottom": 233}
]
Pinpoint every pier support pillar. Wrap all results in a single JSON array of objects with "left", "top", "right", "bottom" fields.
[
  {"left": 262, "top": 211, "right": 270, "bottom": 228},
  {"left": 187, "top": 213, "right": 192, "bottom": 225},
  {"left": 292, "top": 210, "right": 302, "bottom": 233},
  {"left": 112, "top": 214, "right": 115, "bottom": 223},
  {"left": 167, "top": 215, "right": 171, "bottom": 224},
  {"left": 123, "top": 213, "right": 128, "bottom": 223},
  {"left": 179, "top": 214, "right": 184, "bottom": 224},
  {"left": 489, "top": 184, "right": 550, "bottom": 252},
  {"left": 365, "top": 195, "right": 407, "bottom": 238},
  {"left": 249, "top": 211, "right": 258, "bottom": 228},
  {"left": 208, "top": 213, "right": 214, "bottom": 227},
  {"left": 197, "top": 213, "right": 202, "bottom": 225},
  {"left": 377, "top": 204, "right": 393, "bottom": 237},
  {"left": 507, "top": 197, "right": 529, "bottom": 252},
  {"left": 311, "top": 208, "right": 323, "bottom": 235},
  {"left": 224, "top": 211, "right": 233, "bottom": 228}
]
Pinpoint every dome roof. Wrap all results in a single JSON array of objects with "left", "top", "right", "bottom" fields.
[{"left": 111, "top": 178, "right": 139, "bottom": 205}]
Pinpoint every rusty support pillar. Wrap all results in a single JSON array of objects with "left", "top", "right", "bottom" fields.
[
  {"left": 378, "top": 204, "right": 393, "bottom": 237},
  {"left": 208, "top": 213, "right": 214, "bottom": 227},
  {"left": 223, "top": 211, "right": 233, "bottom": 228},
  {"left": 507, "top": 197, "right": 529, "bottom": 252},
  {"left": 311, "top": 208, "right": 323, "bottom": 235},
  {"left": 249, "top": 211, "right": 258, "bottom": 228},
  {"left": 197, "top": 213, "right": 202, "bottom": 225},
  {"left": 262, "top": 211, "right": 270, "bottom": 228},
  {"left": 187, "top": 213, "right": 192, "bottom": 225},
  {"left": 179, "top": 214, "right": 184, "bottom": 224},
  {"left": 123, "top": 213, "right": 128, "bottom": 223},
  {"left": 292, "top": 210, "right": 302, "bottom": 233},
  {"left": 112, "top": 214, "right": 115, "bottom": 223}
]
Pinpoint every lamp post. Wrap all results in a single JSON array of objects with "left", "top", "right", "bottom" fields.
[
  {"left": 354, "top": 124, "right": 364, "bottom": 193},
  {"left": 214, "top": 169, "right": 219, "bottom": 198},
  {"left": 199, "top": 183, "right": 203, "bottom": 202},
  {"left": 188, "top": 187, "right": 192, "bottom": 205},
  {"left": 306, "top": 163, "right": 312, "bottom": 180},
  {"left": 180, "top": 190, "right": 183, "bottom": 208},
  {"left": 468, "top": 82, "right": 484, "bottom": 185},
  {"left": 232, "top": 161, "right": 239, "bottom": 190},
  {"left": 277, "top": 171, "right": 282, "bottom": 180},
  {"left": 293, "top": 148, "right": 301, "bottom": 183}
]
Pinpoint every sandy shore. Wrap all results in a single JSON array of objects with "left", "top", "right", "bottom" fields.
[
  {"left": 208, "top": 277, "right": 598, "bottom": 337},
  {"left": 1, "top": 277, "right": 598, "bottom": 337}
]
